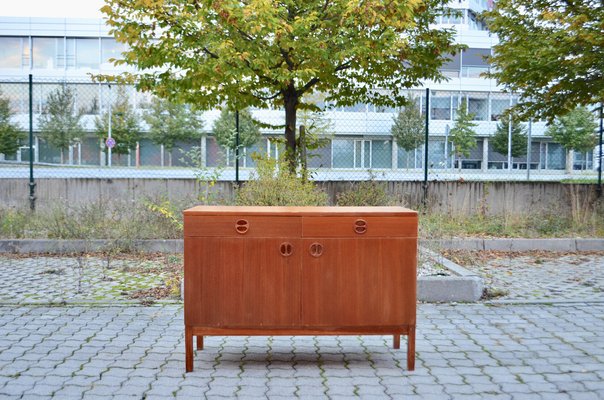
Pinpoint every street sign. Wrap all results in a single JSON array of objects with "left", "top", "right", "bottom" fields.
[{"left": 105, "top": 137, "right": 116, "bottom": 149}]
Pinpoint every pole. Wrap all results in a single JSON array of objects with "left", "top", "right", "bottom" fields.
[
  {"left": 235, "top": 110, "right": 240, "bottom": 185},
  {"left": 423, "top": 88, "right": 430, "bottom": 208},
  {"left": 527, "top": 119, "right": 532, "bottom": 181},
  {"left": 28, "top": 74, "right": 36, "bottom": 211},
  {"left": 107, "top": 84, "right": 112, "bottom": 167},
  {"left": 598, "top": 103, "right": 603, "bottom": 197}
]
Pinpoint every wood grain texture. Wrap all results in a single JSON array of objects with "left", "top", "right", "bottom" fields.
[
  {"left": 184, "top": 216, "right": 301, "bottom": 237},
  {"left": 302, "top": 216, "right": 418, "bottom": 238},
  {"left": 183, "top": 207, "right": 417, "bottom": 372},
  {"left": 301, "top": 238, "right": 416, "bottom": 327},
  {"left": 184, "top": 205, "right": 418, "bottom": 217}
]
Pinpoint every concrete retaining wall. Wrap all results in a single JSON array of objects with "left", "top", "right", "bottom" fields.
[{"left": 1, "top": 178, "right": 599, "bottom": 216}]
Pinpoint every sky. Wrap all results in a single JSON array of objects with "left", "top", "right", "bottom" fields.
[{"left": 2, "top": 0, "right": 106, "bottom": 18}]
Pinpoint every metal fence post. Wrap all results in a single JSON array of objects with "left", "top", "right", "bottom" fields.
[
  {"left": 527, "top": 119, "right": 532, "bottom": 181},
  {"left": 598, "top": 103, "right": 603, "bottom": 197},
  {"left": 235, "top": 110, "right": 240, "bottom": 185},
  {"left": 423, "top": 88, "right": 430, "bottom": 208},
  {"left": 28, "top": 74, "right": 36, "bottom": 211}
]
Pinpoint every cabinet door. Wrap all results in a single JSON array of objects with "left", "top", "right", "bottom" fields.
[
  {"left": 185, "top": 237, "right": 301, "bottom": 327},
  {"left": 301, "top": 238, "right": 416, "bottom": 327},
  {"left": 241, "top": 238, "right": 301, "bottom": 327},
  {"left": 185, "top": 237, "right": 245, "bottom": 326}
]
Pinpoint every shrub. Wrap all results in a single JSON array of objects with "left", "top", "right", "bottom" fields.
[
  {"left": 336, "top": 179, "right": 394, "bottom": 206},
  {"left": 235, "top": 154, "right": 328, "bottom": 206}
]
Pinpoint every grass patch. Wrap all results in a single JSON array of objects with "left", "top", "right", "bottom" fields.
[{"left": 420, "top": 212, "right": 604, "bottom": 238}]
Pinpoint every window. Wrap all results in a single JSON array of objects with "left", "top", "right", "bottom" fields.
[
  {"left": 354, "top": 140, "right": 371, "bottom": 168},
  {"left": 397, "top": 146, "right": 422, "bottom": 169},
  {"left": 546, "top": 143, "right": 565, "bottom": 170},
  {"left": 466, "top": 94, "right": 488, "bottom": 121},
  {"left": 461, "top": 48, "right": 490, "bottom": 77},
  {"left": 307, "top": 140, "right": 332, "bottom": 168},
  {"left": 76, "top": 38, "right": 99, "bottom": 69},
  {"left": 0, "top": 37, "right": 29, "bottom": 68},
  {"left": 440, "top": 53, "right": 460, "bottom": 77},
  {"left": 32, "top": 37, "right": 62, "bottom": 69},
  {"left": 332, "top": 139, "right": 354, "bottom": 168},
  {"left": 490, "top": 98, "right": 509, "bottom": 121},
  {"left": 431, "top": 95, "right": 452, "bottom": 120},
  {"left": 101, "top": 38, "right": 126, "bottom": 66},
  {"left": 371, "top": 140, "right": 392, "bottom": 169}
]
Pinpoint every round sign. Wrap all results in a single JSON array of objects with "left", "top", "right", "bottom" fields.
[{"left": 105, "top": 137, "right": 116, "bottom": 149}]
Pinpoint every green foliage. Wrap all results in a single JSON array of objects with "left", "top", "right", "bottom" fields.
[
  {"left": 236, "top": 154, "right": 328, "bottom": 206},
  {"left": 179, "top": 145, "right": 230, "bottom": 205},
  {"left": 336, "top": 179, "right": 395, "bottom": 207},
  {"left": 492, "top": 119, "right": 528, "bottom": 158},
  {"left": 0, "top": 90, "right": 24, "bottom": 156},
  {"left": 38, "top": 86, "right": 84, "bottom": 163},
  {"left": 143, "top": 98, "right": 204, "bottom": 164},
  {"left": 0, "top": 200, "right": 189, "bottom": 240},
  {"left": 546, "top": 107, "right": 598, "bottom": 153},
  {"left": 484, "top": 1, "right": 604, "bottom": 120},
  {"left": 391, "top": 98, "right": 424, "bottom": 152},
  {"left": 211, "top": 108, "right": 260, "bottom": 151},
  {"left": 95, "top": 87, "right": 142, "bottom": 155},
  {"left": 100, "top": 0, "right": 461, "bottom": 168},
  {"left": 449, "top": 102, "right": 477, "bottom": 164}
]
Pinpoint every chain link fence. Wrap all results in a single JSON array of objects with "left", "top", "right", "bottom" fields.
[{"left": 1, "top": 77, "right": 602, "bottom": 201}]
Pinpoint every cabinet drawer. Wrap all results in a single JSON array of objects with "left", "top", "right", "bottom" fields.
[
  {"left": 302, "top": 216, "right": 417, "bottom": 238},
  {"left": 184, "top": 216, "right": 301, "bottom": 237}
]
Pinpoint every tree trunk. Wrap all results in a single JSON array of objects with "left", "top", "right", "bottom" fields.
[
  {"left": 283, "top": 85, "right": 299, "bottom": 173},
  {"left": 566, "top": 149, "right": 574, "bottom": 174}
]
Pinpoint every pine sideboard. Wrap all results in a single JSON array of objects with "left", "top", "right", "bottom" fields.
[{"left": 183, "top": 206, "right": 418, "bottom": 372}]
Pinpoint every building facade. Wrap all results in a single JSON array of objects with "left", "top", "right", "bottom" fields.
[{"left": 0, "top": 3, "right": 597, "bottom": 179}]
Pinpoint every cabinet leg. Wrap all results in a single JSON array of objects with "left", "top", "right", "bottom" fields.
[
  {"left": 393, "top": 334, "right": 400, "bottom": 349},
  {"left": 407, "top": 326, "right": 415, "bottom": 371},
  {"left": 185, "top": 326, "right": 193, "bottom": 372},
  {"left": 196, "top": 335, "right": 204, "bottom": 350}
]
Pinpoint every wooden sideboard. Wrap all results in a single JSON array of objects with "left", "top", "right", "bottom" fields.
[{"left": 183, "top": 206, "right": 418, "bottom": 372}]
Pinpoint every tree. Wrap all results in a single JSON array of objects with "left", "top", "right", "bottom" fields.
[
  {"left": 492, "top": 119, "right": 528, "bottom": 165},
  {"left": 390, "top": 98, "right": 424, "bottom": 169},
  {"left": 484, "top": 0, "right": 604, "bottom": 120},
  {"left": 144, "top": 98, "right": 205, "bottom": 166},
  {"left": 0, "top": 91, "right": 23, "bottom": 157},
  {"left": 546, "top": 106, "right": 598, "bottom": 173},
  {"left": 212, "top": 108, "right": 261, "bottom": 157},
  {"left": 95, "top": 87, "right": 141, "bottom": 158},
  {"left": 38, "top": 86, "right": 84, "bottom": 164},
  {"left": 449, "top": 102, "right": 477, "bottom": 170},
  {"left": 101, "top": 0, "right": 461, "bottom": 170}
]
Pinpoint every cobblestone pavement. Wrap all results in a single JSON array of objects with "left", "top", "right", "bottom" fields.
[
  {"left": 1, "top": 303, "right": 603, "bottom": 399},
  {"left": 452, "top": 252, "right": 604, "bottom": 302},
  {"left": 0, "top": 256, "right": 175, "bottom": 304}
]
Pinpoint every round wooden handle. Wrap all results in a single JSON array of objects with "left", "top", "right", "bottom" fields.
[
  {"left": 280, "top": 242, "right": 293, "bottom": 257},
  {"left": 354, "top": 219, "right": 367, "bottom": 234},
  {"left": 309, "top": 242, "right": 323, "bottom": 257},
  {"left": 235, "top": 219, "right": 249, "bottom": 234}
]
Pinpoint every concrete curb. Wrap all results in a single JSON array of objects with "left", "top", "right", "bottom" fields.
[
  {"left": 2, "top": 238, "right": 603, "bottom": 254},
  {"left": 0, "top": 239, "right": 183, "bottom": 254},
  {"left": 423, "top": 238, "right": 604, "bottom": 252},
  {"left": 418, "top": 247, "right": 484, "bottom": 303}
]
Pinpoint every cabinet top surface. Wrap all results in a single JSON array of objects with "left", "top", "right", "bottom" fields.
[{"left": 184, "top": 206, "right": 417, "bottom": 217}]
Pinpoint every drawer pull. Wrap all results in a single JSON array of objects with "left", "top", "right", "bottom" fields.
[
  {"left": 309, "top": 242, "right": 323, "bottom": 257},
  {"left": 354, "top": 219, "right": 367, "bottom": 234},
  {"left": 235, "top": 219, "right": 249, "bottom": 234},
  {"left": 280, "top": 242, "right": 293, "bottom": 257}
]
